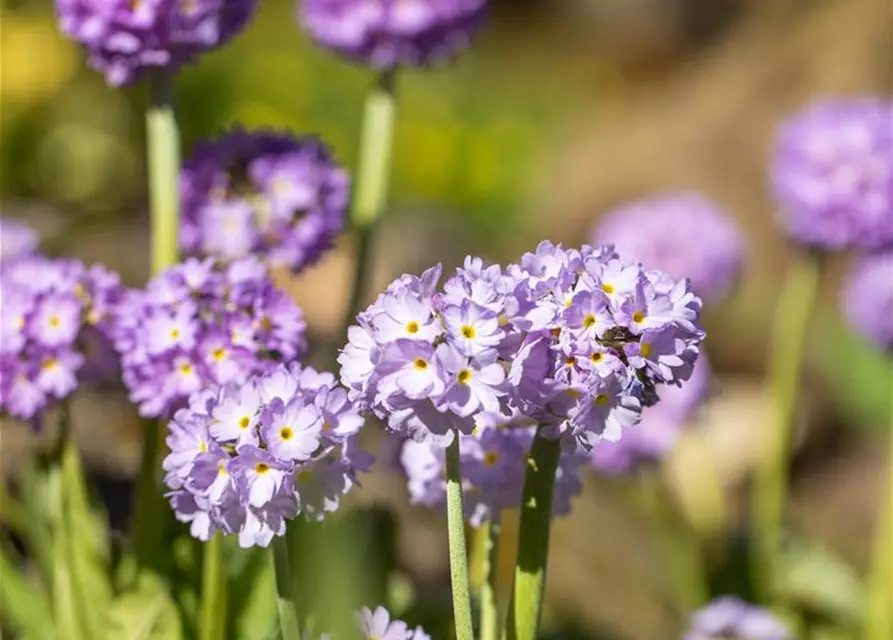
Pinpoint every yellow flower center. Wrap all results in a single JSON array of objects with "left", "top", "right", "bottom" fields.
[
  {"left": 178, "top": 363, "right": 193, "bottom": 375},
  {"left": 483, "top": 451, "right": 499, "bottom": 466},
  {"left": 632, "top": 311, "right": 645, "bottom": 324},
  {"left": 280, "top": 427, "right": 294, "bottom": 441},
  {"left": 254, "top": 463, "right": 270, "bottom": 474},
  {"left": 583, "top": 313, "right": 597, "bottom": 328},
  {"left": 601, "top": 283, "right": 615, "bottom": 294},
  {"left": 42, "top": 358, "right": 58, "bottom": 371},
  {"left": 238, "top": 416, "right": 251, "bottom": 429},
  {"left": 564, "top": 357, "right": 575, "bottom": 366},
  {"left": 565, "top": 388, "right": 580, "bottom": 398},
  {"left": 457, "top": 369, "right": 472, "bottom": 384},
  {"left": 461, "top": 325, "right": 476, "bottom": 339},
  {"left": 212, "top": 347, "right": 226, "bottom": 361},
  {"left": 594, "top": 394, "right": 609, "bottom": 407},
  {"left": 199, "top": 440, "right": 207, "bottom": 453},
  {"left": 590, "top": 352, "right": 603, "bottom": 363},
  {"left": 217, "top": 462, "right": 228, "bottom": 476},
  {"left": 640, "top": 342, "right": 653, "bottom": 358},
  {"left": 406, "top": 321, "right": 420, "bottom": 335},
  {"left": 323, "top": 421, "right": 331, "bottom": 432},
  {"left": 412, "top": 358, "right": 428, "bottom": 370},
  {"left": 48, "top": 315, "right": 60, "bottom": 328},
  {"left": 170, "top": 328, "right": 180, "bottom": 340}
]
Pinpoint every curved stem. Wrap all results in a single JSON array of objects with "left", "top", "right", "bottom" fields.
[
  {"left": 198, "top": 533, "right": 226, "bottom": 640},
  {"left": 272, "top": 536, "right": 301, "bottom": 640},
  {"left": 507, "top": 427, "right": 561, "bottom": 640},
  {"left": 480, "top": 519, "right": 502, "bottom": 640},
  {"left": 341, "top": 69, "right": 397, "bottom": 334},
  {"left": 445, "top": 433, "right": 474, "bottom": 640},
  {"left": 750, "top": 252, "right": 820, "bottom": 602},
  {"left": 865, "top": 364, "right": 893, "bottom": 640}
]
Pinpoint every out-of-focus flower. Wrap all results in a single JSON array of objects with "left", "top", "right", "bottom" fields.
[
  {"left": 841, "top": 250, "right": 893, "bottom": 351},
  {"left": 180, "top": 128, "right": 349, "bottom": 273},
  {"left": 355, "top": 606, "right": 430, "bottom": 640},
  {"left": 682, "top": 596, "right": 792, "bottom": 640},
  {"left": 339, "top": 242, "right": 706, "bottom": 452},
  {"left": 54, "top": 0, "right": 258, "bottom": 86},
  {"left": 591, "top": 193, "right": 745, "bottom": 303},
  {"left": 299, "top": 0, "right": 488, "bottom": 70},
  {"left": 164, "top": 363, "right": 372, "bottom": 547},
  {"left": 111, "top": 256, "right": 307, "bottom": 418},
  {"left": 401, "top": 410, "right": 587, "bottom": 524},
  {"left": 0, "top": 256, "right": 122, "bottom": 425},
  {"left": 771, "top": 98, "right": 893, "bottom": 250},
  {"left": 0, "top": 217, "right": 39, "bottom": 261},
  {"left": 590, "top": 354, "right": 710, "bottom": 475}
]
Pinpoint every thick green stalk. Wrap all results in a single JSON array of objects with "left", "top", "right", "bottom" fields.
[
  {"left": 479, "top": 519, "right": 502, "bottom": 640},
  {"left": 272, "top": 536, "right": 301, "bottom": 640},
  {"left": 507, "top": 427, "right": 562, "bottom": 640},
  {"left": 639, "top": 469, "right": 708, "bottom": 614},
  {"left": 865, "top": 368, "right": 893, "bottom": 640},
  {"left": 341, "top": 69, "right": 397, "bottom": 332},
  {"left": 198, "top": 533, "right": 226, "bottom": 640},
  {"left": 751, "top": 253, "right": 820, "bottom": 602},
  {"left": 445, "top": 434, "right": 474, "bottom": 640}
]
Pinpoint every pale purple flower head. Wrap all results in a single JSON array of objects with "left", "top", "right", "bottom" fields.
[
  {"left": 0, "top": 217, "right": 39, "bottom": 261},
  {"left": 180, "top": 128, "right": 349, "bottom": 273},
  {"left": 111, "top": 256, "right": 307, "bottom": 418},
  {"left": 54, "top": 0, "right": 258, "bottom": 86},
  {"left": 590, "top": 354, "right": 710, "bottom": 474},
  {"left": 355, "top": 606, "right": 430, "bottom": 640},
  {"left": 772, "top": 98, "right": 893, "bottom": 250},
  {"left": 840, "top": 250, "right": 893, "bottom": 351},
  {"left": 340, "top": 242, "right": 706, "bottom": 452},
  {"left": 0, "top": 256, "right": 123, "bottom": 426},
  {"left": 299, "top": 0, "right": 489, "bottom": 69},
  {"left": 163, "top": 363, "right": 371, "bottom": 547},
  {"left": 591, "top": 193, "right": 746, "bottom": 303},
  {"left": 683, "top": 596, "right": 792, "bottom": 640}
]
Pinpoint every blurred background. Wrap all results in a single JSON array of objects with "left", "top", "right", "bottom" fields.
[{"left": 1, "top": 0, "right": 891, "bottom": 637}]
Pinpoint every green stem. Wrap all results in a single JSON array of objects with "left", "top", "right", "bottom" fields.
[
  {"left": 131, "top": 419, "right": 164, "bottom": 572},
  {"left": 639, "top": 469, "right": 708, "bottom": 614},
  {"left": 865, "top": 365, "right": 893, "bottom": 640},
  {"left": 480, "top": 519, "right": 502, "bottom": 640},
  {"left": 751, "top": 252, "right": 821, "bottom": 602},
  {"left": 272, "top": 536, "right": 301, "bottom": 640},
  {"left": 507, "top": 427, "right": 562, "bottom": 640},
  {"left": 198, "top": 533, "right": 227, "bottom": 640},
  {"left": 445, "top": 433, "right": 474, "bottom": 640},
  {"left": 341, "top": 69, "right": 397, "bottom": 332}
]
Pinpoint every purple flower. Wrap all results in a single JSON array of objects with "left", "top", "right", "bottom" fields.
[
  {"left": 590, "top": 355, "right": 710, "bottom": 474},
  {"left": 352, "top": 606, "right": 430, "bottom": 640},
  {"left": 0, "top": 256, "right": 123, "bottom": 426},
  {"left": 841, "top": 250, "right": 893, "bottom": 351},
  {"left": 591, "top": 192, "right": 746, "bottom": 303},
  {"left": 683, "top": 596, "right": 792, "bottom": 640},
  {"left": 111, "top": 257, "right": 307, "bottom": 418},
  {"left": 54, "top": 0, "right": 258, "bottom": 86},
  {"left": 163, "top": 364, "right": 370, "bottom": 546},
  {"left": 299, "top": 0, "right": 488, "bottom": 70},
  {"left": 180, "top": 128, "right": 349, "bottom": 273},
  {"left": 772, "top": 98, "right": 893, "bottom": 250},
  {"left": 0, "top": 217, "right": 39, "bottom": 261}
]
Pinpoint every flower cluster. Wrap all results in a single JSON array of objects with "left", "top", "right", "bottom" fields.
[
  {"left": 771, "top": 98, "right": 893, "bottom": 250},
  {"left": 401, "top": 410, "right": 587, "bottom": 524},
  {"left": 0, "top": 217, "right": 39, "bottom": 261},
  {"left": 840, "top": 250, "right": 893, "bottom": 351},
  {"left": 55, "top": 0, "right": 257, "bottom": 86},
  {"left": 0, "top": 256, "right": 122, "bottom": 425},
  {"left": 682, "top": 596, "right": 792, "bottom": 640},
  {"left": 339, "top": 241, "right": 705, "bottom": 451},
  {"left": 591, "top": 193, "right": 745, "bottom": 304},
  {"left": 355, "top": 606, "right": 429, "bottom": 640},
  {"left": 590, "top": 354, "right": 710, "bottom": 474},
  {"left": 111, "top": 256, "right": 307, "bottom": 418},
  {"left": 164, "top": 363, "right": 372, "bottom": 547},
  {"left": 300, "top": 0, "right": 489, "bottom": 70},
  {"left": 180, "top": 128, "right": 350, "bottom": 273}
]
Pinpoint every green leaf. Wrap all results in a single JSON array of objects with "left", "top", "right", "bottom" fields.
[
  {"left": 19, "top": 459, "right": 57, "bottom": 587},
  {"left": 0, "top": 542, "right": 54, "bottom": 639},
  {"left": 231, "top": 547, "right": 277, "bottom": 640},
  {"left": 777, "top": 538, "right": 865, "bottom": 628},
  {"left": 105, "top": 573, "right": 184, "bottom": 640}
]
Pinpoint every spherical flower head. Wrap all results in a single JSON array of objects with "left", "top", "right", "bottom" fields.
[
  {"left": 591, "top": 193, "right": 745, "bottom": 303},
  {"left": 683, "top": 596, "right": 792, "bottom": 640},
  {"left": 54, "top": 0, "right": 258, "bottom": 86},
  {"left": 299, "top": 0, "right": 489, "bottom": 70},
  {"left": 590, "top": 354, "right": 710, "bottom": 475},
  {"left": 111, "top": 256, "right": 307, "bottom": 418},
  {"left": 180, "top": 128, "right": 350, "bottom": 273},
  {"left": 0, "top": 256, "right": 123, "bottom": 426},
  {"left": 340, "top": 242, "right": 706, "bottom": 453},
  {"left": 771, "top": 98, "right": 893, "bottom": 250},
  {"left": 840, "top": 249, "right": 893, "bottom": 351},
  {"left": 163, "top": 363, "right": 372, "bottom": 547},
  {"left": 0, "top": 217, "right": 39, "bottom": 261}
]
